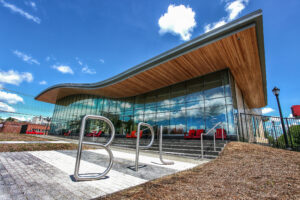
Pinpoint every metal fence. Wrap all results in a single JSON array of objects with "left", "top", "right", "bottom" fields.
[{"left": 239, "top": 113, "right": 300, "bottom": 151}]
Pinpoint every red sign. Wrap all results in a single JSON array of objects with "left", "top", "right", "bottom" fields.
[{"left": 291, "top": 105, "right": 300, "bottom": 118}]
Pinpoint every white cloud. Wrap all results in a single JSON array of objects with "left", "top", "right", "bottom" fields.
[
  {"left": 99, "top": 59, "right": 105, "bottom": 64},
  {"left": 25, "top": 1, "right": 36, "bottom": 10},
  {"left": 52, "top": 65, "right": 74, "bottom": 74},
  {"left": 13, "top": 50, "right": 40, "bottom": 65},
  {"left": 75, "top": 58, "right": 96, "bottom": 74},
  {"left": 121, "top": 102, "right": 131, "bottom": 109},
  {"left": 75, "top": 57, "right": 83, "bottom": 66},
  {"left": 39, "top": 80, "right": 47, "bottom": 85},
  {"left": 45, "top": 56, "right": 56, "bottom": 62},
  {"left": 0, "top": 90, "right": 24, "bottom": 104},
  {"left": 0, "top": 70, "right": 33, "bottom": 85},
  {"left": 3, "top": 115, "right": 32, "bottom": 121},
  {"left": 226, "top": 0, "right": 248, "bottom": 20},
  {"left": 204, "top": 19, "right": 226, "bottom": 33},
  {"left": 0, "top": 0, "right": 41, "bottom": 24},
  {"left": 204, "top": 0, "right": 249, "bottom": 33},
  {"left": 262, "top": 107, "right": 275, "bottom": 115},
  {"left": 158, "top": 4, "right": 196, "bottom": 41},
  {"left": 0, "top": 102, "right": 15, "bottom": 112},
  {"left": 82, "top": 66, "right": 96, "bottom": 74}
]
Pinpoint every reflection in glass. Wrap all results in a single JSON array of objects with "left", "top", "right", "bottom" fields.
[{"left": 50, "top": 69, "right": 237, "bottom": 137}]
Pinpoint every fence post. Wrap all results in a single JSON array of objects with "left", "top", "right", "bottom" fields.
[{"left": 285, "top": 118, "right": 293, "bottom": 149}]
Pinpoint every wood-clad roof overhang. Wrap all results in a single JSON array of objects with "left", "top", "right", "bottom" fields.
[{"left": 35, "top": 10, "right": 266, "bottom": 109}]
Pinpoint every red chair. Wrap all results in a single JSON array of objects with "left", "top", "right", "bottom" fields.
[
  {"left": 86, "top": 130, "right": 96, "bottom": 137},
  {"left": 184, "top": 129, "right": 196, "bottom": 139},
  {"left": 193, "top": 129, "right": 204, "bottom": 139},
  {"left": 215, "top": 128, "right": 227, "bottom": 139},
  {"left": 64, "top": 130, "right": 71, "bottom": 136},
  {"left": 94, "top": 131, "right": 102, "bottom": 137},
  {"left": 126, "top": 130, "right": 143, "bottom": 138},
  {"left": 126, "top": 131, "right": 134, "bottom": 138}
]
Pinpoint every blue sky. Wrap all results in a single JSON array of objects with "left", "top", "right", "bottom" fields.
[{"left": 0, "top": 0, "right": 299, "bottom": 119}]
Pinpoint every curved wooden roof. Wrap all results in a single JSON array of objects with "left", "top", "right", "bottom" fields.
[{"left": 36, "top": 10, "right": 266, "bottom": 108}]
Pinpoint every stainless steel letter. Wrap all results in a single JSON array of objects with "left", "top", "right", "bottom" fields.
[
  {"left": 159, "top": 126, "right": 174, "bottom": 165},
  {"left": 74, "top": 115, "right": 115, "bottom": 181},
  {"left": 135, "top": 122, "right": 154, "bottom": 171}
]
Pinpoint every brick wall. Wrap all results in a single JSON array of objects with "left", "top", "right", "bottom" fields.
[
  {"left": 0, "top": 122, "right": 26, "bottom": 134},
  {"left": 0, "top": 122, "right": 49, "bottom": 134}
]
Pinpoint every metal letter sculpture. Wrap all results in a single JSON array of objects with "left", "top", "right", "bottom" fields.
[
  {"left": 135, "top": 122, "right": 155, "bottom": 171},
  {"left": 74, "top": 115, "right": 115, "bottom": 181},
  {"left": 159, "top": 126, "right": 174, "bottom": 165}
]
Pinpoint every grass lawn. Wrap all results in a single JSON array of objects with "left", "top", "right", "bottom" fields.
[
  {"left": 0, "top": 132, "right": 50, "bottom": 141},
  {"left": 0, "top": 132, "right": 92, "bottom": 152},
  {"left": 0, "top": 143, "right": 91, "bottom": 152},
  {"left": 100, "top": 142, "right": 300, "bottom": 200}
]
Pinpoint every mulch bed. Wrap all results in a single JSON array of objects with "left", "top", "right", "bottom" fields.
[
  {"left": 0, "top": 132, "right": 49, "bottom": 141},
  {"left": 99, "top": 142, "right": 300, "bottom": 200}
]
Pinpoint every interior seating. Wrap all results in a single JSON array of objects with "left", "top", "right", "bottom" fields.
[
  {"left": 126, "top": 130, "right": 143, "bottom": 138},
  {"left": 184, "top": 129, "right": 205, "bottom": 139},
  {"left": 215, "top": 128, "right": 227, "bottom": 139},
  {"left": 64, "top": 130, "right": 71, "bottom": 136},
  {"left": 86, "top": 130, "right": 96, "bottom": 137},
  {"left": 94, "top": 130, "right": 102, "bottom": 137},
  {"left": 184, "top": 129, "right": 196, "bottom": 139},
  {"left": 193, "top": 129, "right": 204, "bottom": 139}
]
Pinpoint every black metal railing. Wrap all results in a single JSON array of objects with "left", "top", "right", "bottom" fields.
[{"left": 239, "top": 113, "right": 300, "bottom": 151}]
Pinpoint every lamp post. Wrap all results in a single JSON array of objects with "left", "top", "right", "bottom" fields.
[
  {"left": 272, "top": 87, "right": 289, "bottom": 149},
  {"left": 45, "top": 117, "right": 51, "bottom": 135}
]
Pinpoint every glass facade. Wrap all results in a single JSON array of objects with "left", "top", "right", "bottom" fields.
[{"left": 50, "top": 70, "right": 236, "bottom": 138}]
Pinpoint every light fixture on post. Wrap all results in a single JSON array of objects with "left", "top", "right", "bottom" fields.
[{"left": 272, "top": 87, "right": 289, "bottom": 149}]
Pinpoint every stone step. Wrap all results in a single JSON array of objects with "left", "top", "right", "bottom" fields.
[
  {"left": 112, "top": 144, "right": 220, "bottom": 156},
  {"left": 111, "top": 141, "right": 227, "bottom": 147},
  {"left": 111, "top": 140, "right": 226, "bottom": 145},
  {"left": 111, "top": 142, "right": 225, "bottom": 149},
  {"left": 112, "top": 143, "right": 223, "bottom": 151},
  {"left": 82, "top": 137, "right": 227, "bottom": 144},
  {"left": 80, "top": 136, "right": 227, "bottom": 159}
]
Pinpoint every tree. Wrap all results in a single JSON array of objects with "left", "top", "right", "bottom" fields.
[{"left": 5, "top": 117, "right": 16, "bottom": 122}]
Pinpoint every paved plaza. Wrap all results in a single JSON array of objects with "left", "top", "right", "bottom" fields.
[{"left": 0, "top": 147, "right": 208, "bottom": 200}]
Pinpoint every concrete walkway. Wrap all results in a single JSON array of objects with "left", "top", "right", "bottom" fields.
[{"left": 0, "top": 148, "right": 208, "bottom": 200}]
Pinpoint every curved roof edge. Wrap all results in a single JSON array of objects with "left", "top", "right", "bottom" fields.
[{"left": 35, "top": 9, "right": 266, "bottom": 105}]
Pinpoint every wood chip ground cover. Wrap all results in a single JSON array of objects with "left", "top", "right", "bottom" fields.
[{"left": 99, "top": 142, "right": 300, "bottom": 200}]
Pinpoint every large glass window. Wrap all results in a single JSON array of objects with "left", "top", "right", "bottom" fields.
[{"left": 51, "top": 69, "right": 237, "bottom": 137}]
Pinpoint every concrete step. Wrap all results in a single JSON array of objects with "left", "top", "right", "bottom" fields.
[
  {"left": 80, "top": 136, "right": 227, "bottom": 160},
  {"left": 112, "top": 139, "right": 227, "bottom": 144},
  {"left": 113, "top": 142, "right": 225, "bottom": 148},
  {"left": 112, "top": 143, "right": 223, "bottom": 152},
  {"left": 112, "top": 144, "right": 220, "bottom": 156}
]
